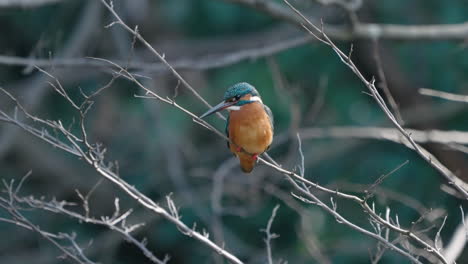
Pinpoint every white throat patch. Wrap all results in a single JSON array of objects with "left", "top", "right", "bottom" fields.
[
  {"left": 250, "top": 96, "right": 263, "bottom": 104},
  {"left": 227, "top": 105, "right": 241, "bottom": 111}
]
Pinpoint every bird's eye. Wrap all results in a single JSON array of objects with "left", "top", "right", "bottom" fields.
[{"left": 227, "top": 96, "right": 240, "bottom": 103}]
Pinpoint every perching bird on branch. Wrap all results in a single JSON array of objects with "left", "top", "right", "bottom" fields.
[{"left": 200, "top": 82, "right": 273, "bottom": 173}]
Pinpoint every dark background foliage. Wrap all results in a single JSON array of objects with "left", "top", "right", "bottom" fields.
[{"left": 0, "top": 0, "right": 467, "bottom": 263}]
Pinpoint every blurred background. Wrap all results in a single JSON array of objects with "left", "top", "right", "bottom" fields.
[{"left": 0, "top": 0, "right": 467, "bottom": 263}]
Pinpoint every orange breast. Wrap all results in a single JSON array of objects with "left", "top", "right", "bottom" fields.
[{"left": 228, "top": 102, "right": 273, "bottom": 156}]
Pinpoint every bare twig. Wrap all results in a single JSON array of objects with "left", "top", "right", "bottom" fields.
[
  {"left": 29, "top": 197, "right": 168, "bottom": 264},
  {"left": 0, "top": 180, "right": 95, "bottom": 264},
  {"left": 373, "top": 40, "right": 403, "bottom": 124},
  {"left": 261, "top": 205, "right": 281, "bottom": 264},
  {"left": 1, "top": 177, "right": 169, "bottom": 264},
  {"left": 435, "top": 215, "right": 448, "bottom": 251},
  {"left": 334, "top": 181, "right": 443, "bottom": 219},
  {"left": 364, "top": 160, "right": 409, "bottom": 200}
]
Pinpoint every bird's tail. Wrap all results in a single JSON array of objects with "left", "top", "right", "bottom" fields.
[{"left": 238, "top": 153, "right": 256, "bottom": 173}]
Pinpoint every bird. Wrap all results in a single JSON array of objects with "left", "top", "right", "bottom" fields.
[{"left": 199, "top": 82, "right": 273, "bottom": 173}]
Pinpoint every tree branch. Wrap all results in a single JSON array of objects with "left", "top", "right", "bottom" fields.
[
  {"left": 0, "top": 34, "right": 308, "bottom": 73},
  {"left": 420, "top": 88, "right": 468, "bottom": 104},
  {"left": 299, "top": 126, "right": 468, "bottom": 145},
  {"left": 223, "top": 0, "right": 468, "bottom": 40},
  {"left": 0, "top": 0, "right": 66, "bottom": 8}
]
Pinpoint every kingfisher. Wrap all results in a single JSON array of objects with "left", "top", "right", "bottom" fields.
[{"left": 200, "top": 82, "right": 274, "bottom": 173}]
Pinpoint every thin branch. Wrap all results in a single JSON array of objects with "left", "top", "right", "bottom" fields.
[
  {"left": 435, "top": 215, "right": 448, "bottom": 251},
  {"left": 261, "top": 205, "right": 281, "bottom": 264},
  {"left": 334, "top": 181, "right": 442, "bottom": 219},
  {"left": 364, "top": 160, "right": 409, "bottom": 200},
  {"left": 373, "top": 40, "right": 403, "bottom": 124}
]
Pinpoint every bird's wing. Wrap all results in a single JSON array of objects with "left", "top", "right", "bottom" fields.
[
  {"left": 264, "top": 104, "right": 274, "bottom": 133},
  {"left": 225, "top": 115, "right": 230, "bottom": 149}
]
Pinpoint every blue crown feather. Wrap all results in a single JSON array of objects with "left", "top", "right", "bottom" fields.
[{"left": 223, "top": 82, "right": 259, "bottom": 100}]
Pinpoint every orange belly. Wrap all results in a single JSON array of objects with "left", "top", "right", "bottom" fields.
[{"left": 228, "top": 102, "right": 273, "bottom": 172}]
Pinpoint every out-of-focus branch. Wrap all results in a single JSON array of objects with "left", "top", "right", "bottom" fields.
[
  {"left": 0, "top": 34, "right": 308, "bottom": 72},
  {"left": 299, "top": 126, "right": 468, "bottom": 145},
  {"left": 0, "top": 0, "right": 65, "bottom": 8},
  {"left": 313, "top": 0, "right": 362, "bottom": 11},
  {"left": 419, "top": 88, "right": 468, "bottom": 103},
  {"left": 222, "top": 0, "right": 468, "bottom": 40},
  {"left": 443, "top": 206, "right": 468, "bottom": 263}
]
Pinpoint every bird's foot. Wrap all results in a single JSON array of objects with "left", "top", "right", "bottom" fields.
[
  {"left": 236, "top": 146, "right": 242, "bottom": 152},
  {"left": 252, "top": 154, "right": 258, "bottom": 161}
]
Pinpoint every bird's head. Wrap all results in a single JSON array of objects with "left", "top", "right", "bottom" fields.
[{"left": 199, "top": 82, "right": 261, "bottom": 118}]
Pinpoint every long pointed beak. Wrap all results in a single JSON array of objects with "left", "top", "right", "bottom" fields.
[{"left": 199, "top": 100, "right": 235, "bottom": 118}]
